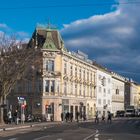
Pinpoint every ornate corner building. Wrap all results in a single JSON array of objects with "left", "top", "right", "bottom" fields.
[{"left": 8, "top": 25, "right": 97, "bottom": 121}]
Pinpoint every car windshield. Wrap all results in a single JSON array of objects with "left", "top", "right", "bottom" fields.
[{"left": 126, "top": 110, "right": 133, "bottom": 113}]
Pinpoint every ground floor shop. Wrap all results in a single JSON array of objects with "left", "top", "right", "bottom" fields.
[
  {"left": 42, "top": 97, "right": 96, "bottom": 121},
  {"left": 6, "top": 95, "right": 96, "bottom": 122}
]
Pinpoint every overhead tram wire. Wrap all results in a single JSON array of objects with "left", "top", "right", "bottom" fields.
[{"left": 0, "top": 1, "right": 140, "bottom": 10}]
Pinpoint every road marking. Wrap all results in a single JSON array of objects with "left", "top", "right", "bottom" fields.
[
  {"left": 83, "top": 129, "right": 99, "bottom": 140},
  {"left": 83, "top": 132, "right": 97, "bottom": 140},
  {"left": 94, "top": 138, "right": 99, "bottom": 140},
  {"left": 33, "top": 135, "right": 50, "bottom": 140},
  {"left": 95, "top": 134, "right": 99, "bottom": 137},
  {"left": 8, "top": 138, "right": 17, "bottom": 140},
  {"left": 57, "top": 138, "right": 63, "bottom": 140},
  {"left": 96, "top": 129, "right": 99, "bottom": 133}
]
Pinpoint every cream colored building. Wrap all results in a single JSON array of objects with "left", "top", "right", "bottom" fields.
[
  {"left": 8, "top": 26, "right": 97, "bottom": 121},
  {"left": 111, "top": 72, "right": 125, "bottom": 116},
  {"left": 125, "top": 80, "right": 140, "bottom": 110},
  {"left": 40, "top": 27, "right": 97, "bottom": 121},
  {"left": 138, "top": 85, "right": 140, "bottom": 109}
]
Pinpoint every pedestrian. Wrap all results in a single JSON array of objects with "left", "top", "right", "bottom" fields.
[
  {"left": 83, "top": 113, "right": 86, "bottom": 121},
  {"left": 95, "top": 111, "right": 99, "bottom": 124},
  {"left": 7, "top": 110, "right": 12, "bottom": 124},
  {"left": 107, "top": 111, "right": 112, "bottom": 123},
  {"left": 76, "top": 111, "right": 79, "bottom": 122},
  {"left": 61, "top": 112, "right": 63, "bottom": 122},
  {"left": 65, "top": 112, "right": 69, "bottom": 122},
  {"left": 70, "top": 112, "right": 73, "bottom": 122},
  {"left": 14, "top": 110, "right": 19, "bottom": 125},
  {"left": 102, "top": 114, "right": 105, "bottom": 122}
]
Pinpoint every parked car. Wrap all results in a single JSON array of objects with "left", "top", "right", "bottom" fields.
[
  {"left": 115, "top": 110, "right": 125, "bottom": 117},
  {"left": 125, "top": 109, "right": 135, "bottom": 117}
]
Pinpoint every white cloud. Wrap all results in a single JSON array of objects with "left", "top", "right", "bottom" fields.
[
  {"left": 61, "top": 0, "right": 140, "bottom": 81},
  {"left": 0, "top": 23, "right": 8, "bottom": 29}
]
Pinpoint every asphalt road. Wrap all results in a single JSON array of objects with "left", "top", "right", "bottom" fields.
[{"left": 0, "top": 118, "right": 139, "bottom": 140}]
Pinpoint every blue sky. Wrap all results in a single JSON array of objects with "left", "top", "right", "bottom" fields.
[{"left": 1, "top": 0, "right": 140, "bottom": 82}]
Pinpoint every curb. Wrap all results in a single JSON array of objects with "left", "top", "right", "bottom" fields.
[
  {"left": 0, "top": 122, "right": 61, "bottom": 132},
  {"left": 0, "top": 125, "right": 32, "bottom": 131},
  {"left": 0, "top": 120, "right": 92, "bottom": 132}
]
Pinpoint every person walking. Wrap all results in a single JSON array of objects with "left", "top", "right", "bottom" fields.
[
  {"left": 76, "top": 111, "right": 79, "bottom": 122},
  {"left": 95, "top": 111, "right": 99, "bottom": 124},
  {"left": 70, "top": 112, "right": 73, "bottom": 122},
  {"left": 14, "top": 110, "right": 19, "bottom": 125},
  {"left": 107, "top": 111, "right": 112, "bottom": 123},
  {"left": 61, "top": 112, "right": 63, "bottom": 122},
  {"left": 102, "top": 114, "right": 105, "bottom": 123},
  {"left": 83, "top": 113, "right": 86, "bottom": 121},
  {"left": 7, "top": 110, "right": 12, "bottom": 124}
]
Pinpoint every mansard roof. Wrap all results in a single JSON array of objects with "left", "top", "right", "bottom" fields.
[{"left": 28, "top": 25, "right": 67, "bottom": 51}]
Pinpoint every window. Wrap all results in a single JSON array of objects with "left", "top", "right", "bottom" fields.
[
  {"left": 83, "top": 86, "right": 85, "bottom": 97},
  {"left": 90, "top": 86, "right": 92, "bottom": 97},
  {"left": 45, "top": 80, "right": 49, "bottom": 92},
  {"left": 90, "top": 73, "right": 92, "bottom": 81},
  {"left": 57, "top": 83, "right": 59, "bottom": 93},
  {"left": 46, "top": 60, "right": 54, "bottom": 71},
  {"left": 99, "top": 86, "right": 102, "bottom": 92},
  {"left": 64, "top": 82, "right": 67, "bottom": 94},
  {"left": 71, "top": 82, "right": 73, "bottom": 94},
  {"left": 75, "top": 83, "right": 77, "bottom": 95},
  {"left": 108, "top": 89, "right": 110, "bottom": 94},
  {"left": 70, "top": 65, "right": 73, "bottom": 76},
  {"left": 98, "top": 99, "right": 101, "bottom": 105},
  {"left": 103, "top": 99, "right": 106, "bottom": 105},
  {"left": 79, "top": 69, "right": 81, "bottom": 78},
  {"left": 50, "top": 81, "right": 55, "bottom": 92},
  {"left": 116, "top": 89, "right": 119, "bottom": 94},
  {"left": 75, "top": 67, "right": 77, "bottom": 77},
  {"left": 79, "top": 84, "right": 82, "bottom": 95},
  {"left": 108, "top": 100, "right": 110, "bottom": 105},
  {"left": 45, "top": 80, "right": 55, "bottom": 92},
  {"left": 87, "top": 72, "right": 89, "bottom": 81},
  {"left": 104, "top": 88, "right": 106, "bottom": 93},
  {"left": 83, "top": 70, "right": 85, "bottom": 80},
  {"left": 64, "top": 62, "right": 67, "bottom": 74}
]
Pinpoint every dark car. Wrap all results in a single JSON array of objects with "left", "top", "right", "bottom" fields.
[{"left": 116, "top": 110, "right": 125, "bottom": 117}]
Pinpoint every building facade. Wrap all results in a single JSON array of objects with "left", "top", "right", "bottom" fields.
[
  {"left": 8, "top": 26, "right": 97, "bottom": 121},
  {"left": 95, "top": 66, "right": 112, "bottom": 117},
  {"left": 111, "top": 72, "right": 125, "bottom": 116},
  {"left": 125, "top": 80, "right": 140, "bottom": 110}
]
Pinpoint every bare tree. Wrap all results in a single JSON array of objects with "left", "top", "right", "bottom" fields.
[{"left": 0, "top": 33, "right": 41, "bottom": 124}]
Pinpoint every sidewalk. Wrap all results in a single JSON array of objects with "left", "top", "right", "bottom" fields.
[{"left": 0, "top": 121, "right": 61, "bottom": 132}]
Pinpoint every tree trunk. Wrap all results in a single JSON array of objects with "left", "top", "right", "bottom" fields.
[
  {"left": 0, "top": 97, "right": 5, "bottom": 124},
  {"left": 0, "top": 107, "right": 4, "bottom": 124}
]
